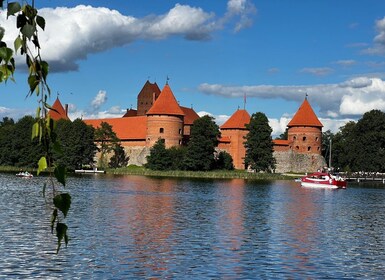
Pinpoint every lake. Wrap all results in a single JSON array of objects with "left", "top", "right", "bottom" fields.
[{"left": 1, "top": 173, "right": 384, "bottom": 279}]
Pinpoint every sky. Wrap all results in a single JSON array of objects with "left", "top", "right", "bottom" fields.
[{"left": 1, "top": 0, "right": 385, "bottom": 137}]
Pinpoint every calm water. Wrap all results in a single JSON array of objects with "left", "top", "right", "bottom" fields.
[{"left": 1, "top": 173, "right": 385, "bottom": 279}]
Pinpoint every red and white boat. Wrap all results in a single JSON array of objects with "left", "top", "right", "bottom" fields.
[{"left": 301, "top": 172, "right": 347, "bottom": 189}]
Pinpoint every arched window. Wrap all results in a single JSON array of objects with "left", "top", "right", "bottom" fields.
[
  {"left": 303, "top": 136, "right": 307, "bottom": 141},
  {"left": 296, "top": 146, "right": 299, "bottom": 150},
  {"left": 308, "top": 146, "right": 311, "bottom": 151}
]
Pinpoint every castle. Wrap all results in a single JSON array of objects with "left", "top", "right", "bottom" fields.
[{"left": 50, "top": 80, "right": 326, "bottom": 173}]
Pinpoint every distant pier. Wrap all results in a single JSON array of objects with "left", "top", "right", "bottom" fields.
[{"left": 345, "top": 173, "right": 385, "bottom": 183}]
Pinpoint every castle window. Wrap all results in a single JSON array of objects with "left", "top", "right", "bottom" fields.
[
  {"left": 179, "top": 129, "right": 182, "bottom": 134},
  {"left": 308, "top": 146, "right": 311, "bottom": 151},
  {"left": 296, "top": 146, "right": 299, "bottom": 150},
  {"left": 179, "top": 140, "right": 182, "bottom": 145},
  {"left": 303, "top": 136, "right": 307, "bottom": 141},
  {"left": 317, "top": 147, "right": 320, "bottom": 151},
  {"left": 293, "top": 136, "right": 296, "bottom": 140},
  {"left": 160, "top": 128, "right": 164, "bottom": 133},
  {"left": 315, "top": 137, "right": 319, "bottom": 141}
]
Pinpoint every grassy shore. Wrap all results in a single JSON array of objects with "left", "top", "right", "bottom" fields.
[
  {"left": 0, "top": 165, "right": 297, "bottom": 180},
  {"left": 107, "top": 166, "right": 292, "bottom": 180}
]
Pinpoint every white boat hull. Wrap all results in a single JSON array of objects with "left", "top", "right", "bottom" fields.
[{"left": 301, "top": 181, "right": 339, "bottom": 189}]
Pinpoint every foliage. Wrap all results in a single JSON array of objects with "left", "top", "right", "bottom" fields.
[
  {"left": 94, "top": 121, "right": 119, "bottom": 169},
  {"left": 183, "top": 115, "right": 220, "bottom": 171},
  {"left": 0, "top": 1, "right": 69, "bottom": 253},
  {"left": 145, "top": 138, "right": 172, "bottom": 170},
  {"left": 109, "top": 143, "right": 129, "bottom": 168},
  {"left": 214, "top": 151, "right": 234, "bottom": 170},
  {"left": 244, "top": 112, "right": 276, "bottom": 172},
  {"left": 54, "top": 119, "right": 97, "bottom": 171}
]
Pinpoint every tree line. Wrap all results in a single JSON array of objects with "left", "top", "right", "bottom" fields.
[
  {"left": 0, "top": 117, "right": 128, "bottom": 171},
  {"left": 321, "top": 109, "right": 385, "bottom": 173}
]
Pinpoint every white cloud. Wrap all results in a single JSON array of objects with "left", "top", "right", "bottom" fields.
[
  {"left": 300, "top": 67, "right": 334, "bottom": 76},
  {"left": 91, "top": 90, "right": 107, "bottom": 111},
  {"left": 364, "top": 16, "right": 385, "bottom": 55},
  {"left": 0, "top": 1, "right": 255, "bottom": 72},
  {"left": 199, "top": 77, "right": 385, "bottom": 117},
  {"left": 334, "top": 60, "right": 356, "bottom": 67}
]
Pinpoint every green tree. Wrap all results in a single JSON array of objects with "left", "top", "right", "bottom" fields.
[
  {"left": 350, "top": 110, "right": 385, "bottom": 172},
  {"left": 109, "top": 143, "right": 129, "bottom": 168},
  {"left": 214, "top": 151, "right": 234, "bottom": 170},
  {"left": 94, "top": 122, "right": 119, "bottom": 169},
  {"left": 275, "top": 127, "right": 288, "bottom": 140},
  {"left": 322, "top": 129, "right": 334, "bottom": 166},
  {"left": 244, "top": 112, "right": 276, "bottom": 172},
  {"left": 183, "top": 115, "right": 220, "bottom": 171},
  {"left": 54, "top": 119, "right": 97, "bottom": 171},
  {"left": 332, "top": 121, "right": 356, "bottom": 171},
  {"left": 145, "top": 138, "right": 172, "bottom": 170}
]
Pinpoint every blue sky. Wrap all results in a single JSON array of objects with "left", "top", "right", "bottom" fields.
[{"left": 1, "top": 0, "right": 385, "bottom": 136}]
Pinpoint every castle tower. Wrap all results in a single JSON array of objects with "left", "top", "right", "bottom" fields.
[
  {"left": 219, "top": 109, "right": 250, "bottom": 169},
  {"left": 137, "top": 80, "right": 161, "bottom": 116},
  {"left": 146, "top": 84, "right": 185, "bottom": 148},
  {"left": 48, "top": 97, "right": 69, "bottom": 121},
  {"left": 287, "top": 97, "right": 323, "bottom": 154}
]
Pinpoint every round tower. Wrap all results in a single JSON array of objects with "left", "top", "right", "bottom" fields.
[
  {"left": 146, "top": 84, "right": 184, "bottom": 148},
  {"left": 287, "top": 97, "right": 323, "bottom": 154}
]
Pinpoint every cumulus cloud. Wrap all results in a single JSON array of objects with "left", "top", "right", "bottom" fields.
[
  {"left": 91, "top": 90, "right": 107, "bottom": 111},
  {"left": 364, "top": 16, "right": 385, "bottom": 55},
  {"left": 0, "top": 1, "right": 256, "bottom": 72},
  {"left": 199, "top": 77, "right": 385, "bottom": 117},
  {"left": 0, "top": 106, "right": 34, "bottom": 121}
]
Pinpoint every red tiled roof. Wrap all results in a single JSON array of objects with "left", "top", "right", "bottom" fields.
[
  {"left": 49, "top": 97, "right": 69, "bottom": 121},
  {"left": 84, "top": 116, "right": 147, "bottom": 140},
  {"left": 287, "top": 98, "right": 323, "bottom": 127},
  {"left": 122, "top": 109, "right": 137, "bottom": 117},
  {"left": 180, "top": 106, "right": 199, "bottom": 125},
  {"left": 146, "top": 84, "right": 184, "bottom": 116},
  {"left": 220, "top": 109, "right": 250, "bottom": 129},
  {"left": 273, "top": 139, "right": 290, "bottom": 146}
]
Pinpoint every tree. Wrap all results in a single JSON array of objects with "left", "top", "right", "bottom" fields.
[
  {"left": 350, "top": 110, "right": 385, "bottom": 172},
  {"left": 214, "top": 151, "right": 234, "bottom": 170},
  {"left": 94, "top": 122, "right": 119, "bottom": 169},
  {"left": 145, "top": 138, "right": 172, "bottom": 170},
  {"left": 275, "top": 127, "right": 288, "bottom": 140},
  {"left": 54, "top": 119, "right": 97, "bottom": 171},
  {"left": 244, "top": 112, "right": 276, "bottom": 172},
  {"left": 183, "top": 115, "right": 220, "bottom": 171},
  {"left": 109, "top": 143, "right": 129, "bottom": 168},
  {"left": 332, "top": 121, "right": 356, "bottom": 171}
]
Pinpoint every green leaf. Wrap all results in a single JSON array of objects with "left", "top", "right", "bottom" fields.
[
  {"left": 14, "top": 36, "right": 22, "bottom": 53},
  {"left": 35, "top": 106, "right": 41, "bottom": 118},
  {"left": 50, "top": 208, "right": 57, "bottom": 234},
  {"left": 36, "top": 15, "right": 46, "bottom": 30},
  {"left": 54, "top": 164, "right": 66, "bottom": 186},
  {"left": 31, "top": 121, "right": 39, "bottom": 140},
  {"left": 28, "top": 74, "right": 39, "bottom": 93},
  {"left": 53, "top": 193, "right": 71, "bottom": 218},
  {"left": 21, "top": 23, "right": 35, "bottom": 40},
  {"left": 37, "top": 156, "right": 47, "bottom": 175},
  {"left": 56, "top": 222, "right": 68, "bottom": 254},
  {"left": 7, "top": 2, "right": 22, "bottom": 18}
]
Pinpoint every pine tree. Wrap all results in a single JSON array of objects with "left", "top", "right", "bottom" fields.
[{"left": 244, "top": 112, "right": 276, "bottom": 172}]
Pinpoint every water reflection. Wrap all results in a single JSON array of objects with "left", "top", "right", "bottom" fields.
[{"left": 1, "top": 173, "right": 385, "bottom": 279}]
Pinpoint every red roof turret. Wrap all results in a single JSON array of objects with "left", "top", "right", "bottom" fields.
[
  {"left": 49, "top": 97, "right": 69, "bottom": 121},
  {"left": 220, "top": 109, "right": 250, "bottom": 129},
  {"left": 146, "top": 84, "right": 184, "bottom": 116},
  {"left": 287, "top": 98, "right": 323, "bottom": 127}
]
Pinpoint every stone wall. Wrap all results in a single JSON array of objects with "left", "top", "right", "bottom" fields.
[
  {"left": 125, "top": 146, "right": 151, "bottom": 166},
  {"left": 274, "top": 150, "right": 326, "bottom": 173}
]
